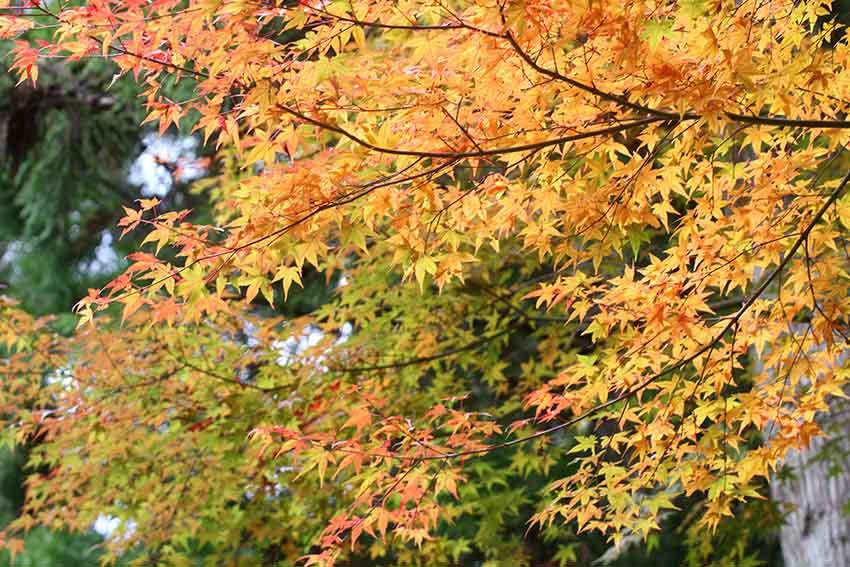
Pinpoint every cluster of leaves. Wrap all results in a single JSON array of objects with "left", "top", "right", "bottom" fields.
[{"left": 3, "top": 0, "right": 850, "bottom": 564}]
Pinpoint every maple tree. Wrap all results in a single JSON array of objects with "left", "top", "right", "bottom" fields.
[{"left": 2, "top": 0, "right": 850, "bottom": 564}]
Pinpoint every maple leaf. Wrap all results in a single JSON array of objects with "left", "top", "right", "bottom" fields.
[{"left": 342, "top": 406, "right": 372, "bottom": 433}]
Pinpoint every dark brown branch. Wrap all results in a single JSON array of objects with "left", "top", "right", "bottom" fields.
[
  {"left": 499, "top": 11, "right": 850, "bottom": 130},
  {"left": 501, "top": 29, "right": 674, "bottom": 119},
  {"left": 725, "top": 112, "right": 850, "bottom": 129},
  {"left": 277, "top": 105, "right": 664, "bottom": 158}
]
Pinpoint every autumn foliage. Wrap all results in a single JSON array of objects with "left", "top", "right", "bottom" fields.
[{"left": 3, "top": 0, "right": 850, "bottom": 564}]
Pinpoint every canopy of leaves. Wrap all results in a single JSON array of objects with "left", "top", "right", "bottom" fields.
[{"left": 2, "top": 0, "right": 850, "bottom": 565}]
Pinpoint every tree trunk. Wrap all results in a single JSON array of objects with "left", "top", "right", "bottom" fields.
[{"left": 770, "top": 400, "right": 850, "bottom": 565}]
